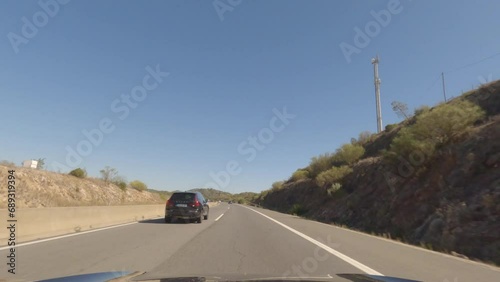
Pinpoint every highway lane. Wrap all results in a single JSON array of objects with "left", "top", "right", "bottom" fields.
[
  {"left": 0, "top": 204, "right": 229, "bottom": 281},
  {"left": 1, "top": 203, "right": 499, "bottom": 281},
  {"left": 245, "top": 206, "right": 500, "bottom": 282},
  {"left": 137, "top": 203, "right": 362, "bottom": 280}
]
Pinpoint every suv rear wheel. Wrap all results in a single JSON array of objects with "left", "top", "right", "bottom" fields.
[{"left": 164, "top": 217, "right": 171, "bottom": 223}]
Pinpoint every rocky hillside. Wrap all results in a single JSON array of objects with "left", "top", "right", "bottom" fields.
[
  {"left": 0, "top": 165, "right": 165, "bottom": 208},
  {"left": 256, "top": 80, "right": 500, "bottom": 265}
]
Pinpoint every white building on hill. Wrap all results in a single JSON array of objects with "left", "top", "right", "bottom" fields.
[{"left": 23, "top": 160, "right": 38, "bottom": 169}]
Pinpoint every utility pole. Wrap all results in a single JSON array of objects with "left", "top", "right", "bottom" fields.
[
  {"left": 441, "top": 72, "right": 447, "bottom": 102},
  {"left": 372, "top": 55, "right": 383, "bottom": 133}
]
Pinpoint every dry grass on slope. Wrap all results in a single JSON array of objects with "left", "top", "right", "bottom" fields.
[{"left": 0, "top": 165, "right": 164, "bottom": 208}]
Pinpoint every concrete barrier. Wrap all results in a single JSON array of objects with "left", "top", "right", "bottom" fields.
[
  {"left": 0, "top": 205, "right": 164, "bottom": 245},
  {"left": 208, "top": 202, "right": 219, "bottom": 208},
  {"left": 0, "top": 201, "right": 226, "bottom": 246},
  {"left": 0, "top": 202, "right": 223, "bottom": 245}
]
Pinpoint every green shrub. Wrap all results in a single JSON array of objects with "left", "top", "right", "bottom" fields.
[
  {"left": 411, "top": 100, "right": 484, "bottom": 144},
  {"left": 388, "top": 100, "right": 485, "bottom": 161},
  {"left": 327, "top": 183, "right": 342, "bottom": 196},
  {"left": 387, "top": 127, "right": 435, "bottom": 161},
  {"left": 115, "top": 181, "right": 127, "bottom": 191},
  {"left": 357, "top": 131, "right": 373, "bottom": 145},
  {"left": 291, "top": 169, "right": 309, "bottom": 181},
  {"left": 130, "top": 180, "right": 147, "bottom": 192},
  {"left": 112, "top": 175, "right": 127, "bottom": 191},
  {"left": 414, "top": 105, "right": 430, "bottom": 117},
  {"left": 290, "top": 204, "right": 307, "bottom": 216},
  {"left": 315, "top": 166, "right": 352, "bottom": 187},
  {"left": 307, "top": 153, "right": 335, "bottom": 178},
  {"left": 385, "top": 123, "right": 397, "bottom": 132},
  {"left": 260, "top": 189, "right": 270, "bottom": 199},
  {"left": 271, "top": 181, "right": 284, "bottom": 191},
  {"left": 333, "top": 143, "right": 365, "bottom": 165},
  {"left": 69, "top": 168, "right": 87, "bottom": 178}
]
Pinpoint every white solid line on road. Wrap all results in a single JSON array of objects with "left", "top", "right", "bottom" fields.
[
  {"left": 242, "top": 206, "right": 383, "bottom": 276},
  {"left": 215, "top": 213, "right": 224, "bottom": 221},
  {"left": 310, "top": 218, "right": 500, "bottom": 272},
  {"left": 0, "top": 218, "right": 162, "bottom": 251}
]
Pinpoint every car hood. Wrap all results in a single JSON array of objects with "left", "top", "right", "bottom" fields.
[{"left": 37, "top": 271, "right": 421, "bottom": 282}]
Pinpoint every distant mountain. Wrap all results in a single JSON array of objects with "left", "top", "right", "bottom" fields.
[
  {"left": 187, "top": 188, "right": 233, "bottom": 201},
  {"left": 233, "top": 192, "right": 259, "bottom": 203},
  {"left": 186, "top": 188, "right": 258, "bottom": 203},
  {"left": 147, "top": 189, "right": 172, "bottom": 201}
]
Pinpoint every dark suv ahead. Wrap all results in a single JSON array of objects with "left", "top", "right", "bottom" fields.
[{"left": 165, "top": 192, "right": 209, "bottom": 223}]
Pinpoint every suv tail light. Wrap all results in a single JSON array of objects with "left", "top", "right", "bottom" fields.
[
  {"left": 190, "top": 196, "right": 201, "bottom": 208},
  {"left": 166, "top": 199, "right": 174, "bottom": 207}
]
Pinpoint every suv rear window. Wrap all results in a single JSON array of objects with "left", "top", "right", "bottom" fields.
[{"left": 170, "top": 193, "right": 195, "bottom": 203}]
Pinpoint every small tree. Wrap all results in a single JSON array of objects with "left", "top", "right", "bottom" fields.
[
  {"left": 69, "top": 168, "right": 87, "bottom": 178},
  {"left": 130, "top": 180, "right": 147, "bottom": 192},
  {"left": 36, "top": 158, "right": 46, "bottom": 170},
  {"left": 391, "top": 101, "right": 411, "bottom": 120},
  {"left": 100, "top": 166, "right": 118, "bottom": 183}
]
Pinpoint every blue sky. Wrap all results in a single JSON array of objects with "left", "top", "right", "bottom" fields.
[{"left": 1, "top": 0, "right": 499, "bottom": 193}]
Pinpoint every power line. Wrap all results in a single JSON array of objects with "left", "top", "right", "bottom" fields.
[
  {"left": 425, "top": 74, "right": 442, "bottom": 91},
  {"left": 424, "top": 51, "right": 500, "bottom": 95},
  {"left": 445, "top": 51, "right": 500, "bottom": 74}
]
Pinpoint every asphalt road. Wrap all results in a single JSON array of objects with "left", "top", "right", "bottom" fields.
[{"left": 1, "top": 203, "right": 499, "bottom": 281}]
